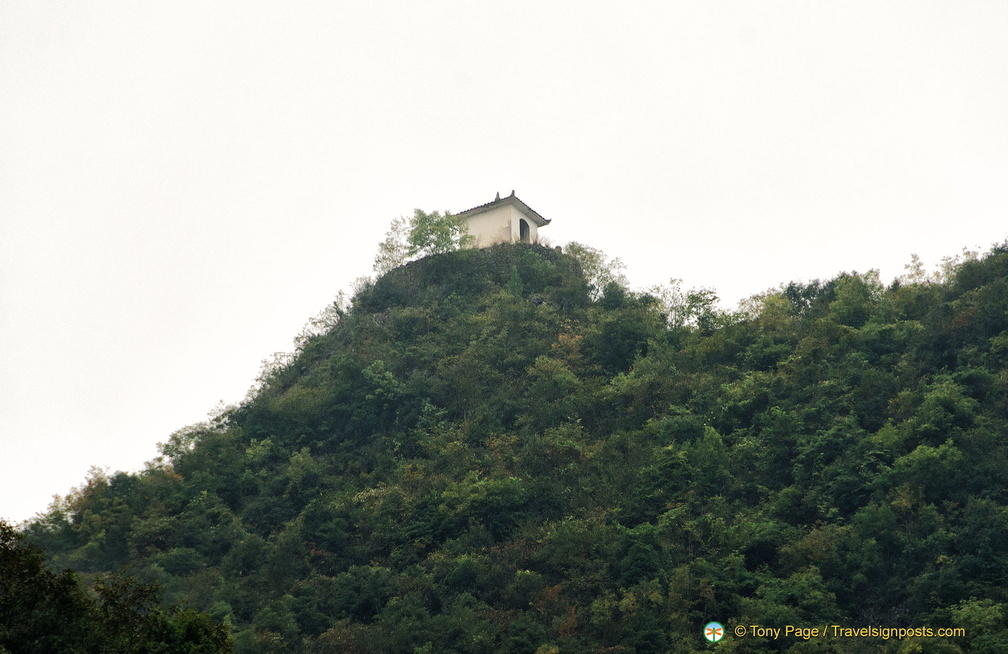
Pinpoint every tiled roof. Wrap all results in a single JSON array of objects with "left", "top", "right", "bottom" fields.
[{"left": 455, "top": 190, "right": 551, "bottom": 227}]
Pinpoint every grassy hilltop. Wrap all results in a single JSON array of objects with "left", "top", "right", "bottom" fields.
[{"left": 19, "top": 242, "right": 1008, "bottom": 653}]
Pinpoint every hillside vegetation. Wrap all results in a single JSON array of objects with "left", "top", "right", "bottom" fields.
[{"left": 24, "top": 243, "right": 1008, "bottom": 653}]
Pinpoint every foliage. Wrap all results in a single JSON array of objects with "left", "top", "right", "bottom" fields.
[
  {"left": 374, "top": 209, "right": 474, "bottom": 275},
  {"left": 649, "top": 278, "right": 726, "bottom": 330},
  {"left": 373, "top": 215, "right": 411, "bottom": 276},
  {"left": 0, "top": 520, "right": 232, "bottom": 653},
  {"left": 562, "top": 241, "right": 628, "bottom": 299},
  {"left": 23, "top": 240, "right": 1008, "bottom": 653}
]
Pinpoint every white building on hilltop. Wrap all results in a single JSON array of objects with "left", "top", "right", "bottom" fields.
[{"left": 456, "top": 191, "right": 550, "bottom": 248}]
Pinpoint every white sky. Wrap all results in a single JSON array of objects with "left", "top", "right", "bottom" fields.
[{"left": 2, "top": 2, "right": 1007, "bottom": 524}]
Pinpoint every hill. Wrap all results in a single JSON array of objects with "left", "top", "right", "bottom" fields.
[{"left": 23, "top": 242, "right": 1008, "bottom": 653}]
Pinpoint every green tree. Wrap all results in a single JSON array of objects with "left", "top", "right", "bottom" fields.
[
  {"left": 1, "top": 521, "right": 232, "bottom": 653},
  {"left": 650, "top": 278, "right": 724, "bottom": 330},
  {"left": 374, "top": 210, "right": 473, "bottom": 275},
  {"left": 21, "top": 240, "right": 1008, "bottom": 654},
  {"left": 406, "top": 209, "right": 473, "bottom": 257},
  {"left": 373, "top": 215, "right": 410, "bottom": 276},
  {"left": 562, "top": 241, "right": 628, "bottom": 299}
]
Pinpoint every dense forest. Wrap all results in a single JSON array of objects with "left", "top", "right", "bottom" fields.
[
  {"left": 12, "top": 240, "right": 1008, "bottom": 653},
  {"left": 0, "top": 521, "right": 232, "bottom": 653}
]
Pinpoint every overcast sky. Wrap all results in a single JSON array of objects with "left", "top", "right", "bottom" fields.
[{"left": 2, "top": 1, "right": 1007, "bottom": 524}]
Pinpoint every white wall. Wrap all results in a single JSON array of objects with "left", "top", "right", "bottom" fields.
[{"left": 465, "top": 206, "right": 512, "bottom": 247}]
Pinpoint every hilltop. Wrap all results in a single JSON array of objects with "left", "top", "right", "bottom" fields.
[{"left": 22, "top": 242, "right": 1008, "bottom": 653}]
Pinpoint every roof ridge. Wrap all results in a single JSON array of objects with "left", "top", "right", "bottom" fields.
[{"left": 455, "top": 192, "right": 550, "bottom": 226}]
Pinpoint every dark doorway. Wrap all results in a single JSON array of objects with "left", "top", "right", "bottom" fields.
[{"left": 519, "top": 218, "right": 530, "bottom": 243}]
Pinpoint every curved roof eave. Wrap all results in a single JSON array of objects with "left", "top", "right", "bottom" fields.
[{"left": 456, "top": 191, "right": 551, "bottom": 227}]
